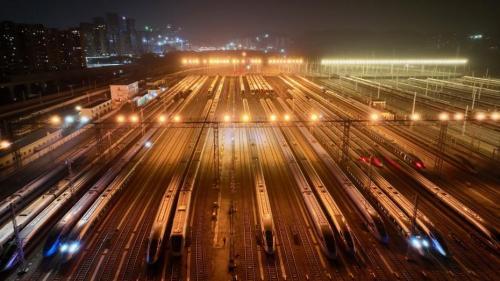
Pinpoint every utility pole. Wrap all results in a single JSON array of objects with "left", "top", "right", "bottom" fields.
[
  {"left": 213, "top": 123, "right": 220, "bottom": 185},
  {"left": 406, "top": 195, "right": 419, "bottom": 261},
  {"left": 341, "top": 120, "right": 351, "bottom": 165},
  {"left": 140, "top": 108, "right": 145, "bottom": 137},
  {"left": 462, "top": 105, "right": 468, "bottom": 136},
  {"left": 366, "top": 154, "right": 373, "bottom": 189},
  {"left": 10, "top": 204, "right": 28, "bottom": 274},
  {"left": 410, "top": 195, "right": 419, "bottom": 236},
  {"left": 95, "top": 123, "right": 105, "bottom": 161},
  {"left": 471, "top": 88, "right": 476, "bottom": 110},
  {"left": 434, "top": 121, "right": 448, "bottom": 175}
]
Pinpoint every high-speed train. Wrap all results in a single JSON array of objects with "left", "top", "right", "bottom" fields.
[
  {"left": 302, "top": 192, "right": 337, "bottom": 259},
  {"left": 256, "top": 188, "right": 275, "bottom": 255},
  {"left": 146, "top": 181, "right": 179, "bottom": 264},
  {"left": 56, "top": 162, "right": 141, "bottom": 262},
  {"left": 43, "top": 128, "right": 153, "bottom": 257},
  {"left": 169, "top": 189, "right": 193, "bottom": 257},
  {"left": 242, "top": 109, "right": 276, "bottom": 255},
  {"left": 269, "top": 123, "right": 338, "bottom": 258},
  {"left": 147, "top": 77, "right": 220, "bottom": 263},
  {"left": 356, "top": 149, "right": 384, "bottom": 168},
  {"left": 303, "top": 161, "right": 356, "bottom": 255}
]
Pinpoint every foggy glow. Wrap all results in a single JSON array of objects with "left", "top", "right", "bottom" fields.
[
  {"left": 320, "top": 58, "right": 468, "bottom": 65},
  {"left": 50, "top": 115, "right": 61, "bottom": 125},
  {"left": 491, "top": 112, "right": 499, "bottom": 121},
  {"left": 0, "top": 140, "right": 11, "bottom": 149},
  {"left": 438, "top": 112, "right": 449, "bottom": 121},
  {"left": 241, "top": 114, "right": 250, "bottom": 122},
  {"left": 454, "top": 113, "right": 464, "bottom": 120},
  {"left": 182, "top": 57, "right": 262, "bottom": 65},
  {"left": 475, "top": 112, "right": 486, "bottom": 121},
  {"left": 370, "top": 113, "right": 379, "bottom": 121},
  {"left": 65, "top": 116, "right": 75, "bottom": 124},
  {"left": 268, "top": 58, "right": 303, "bottom": 65},
  {"left": 80, "top": 116, "right": 90, "bottom": 123},
  {"left": 130, "top": 115, "right": 139, "bottom": 123}
]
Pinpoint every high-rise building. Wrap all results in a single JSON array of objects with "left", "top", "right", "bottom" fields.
[
  {"left": 126, "top": 18, "right": 140, "bottom": 55},
  {"left": 17, "top": 23, "right": 51, "bottom": 72},
  {"left": 105, "top": 13, "right": 120, "bottom": 55},
  {"left": 93, "top": 17, "right": 109, "bottom": 55},
  {"left": 53, "top": 28, "right": 85, "bottom": 70},
  {"left": 0, "top": 21, "right": 85, "bottom": 77},
  {"left": 79, "top": 22, "right": 97, "bottom": 56},
  {"left": 0, "top": 21, "right": 22, "bottom": 78}
]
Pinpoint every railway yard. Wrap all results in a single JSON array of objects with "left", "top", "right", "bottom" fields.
[{"left": 0, "top": 66, "right": 499, "bottom": 281}]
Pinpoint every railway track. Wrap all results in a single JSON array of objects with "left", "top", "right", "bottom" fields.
[
  {"left": 70, "top": 127, "right": 187, "bottom": 281},
  {"left": 253, "top": 127, "right": 302, "bottom": 281},
  {"left": 236, "top": 128, "right": 258, "bottom": 281}
]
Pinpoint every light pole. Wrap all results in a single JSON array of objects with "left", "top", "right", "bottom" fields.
[{"left": 411, "top": 91, "right": 417, "bottom": 116}]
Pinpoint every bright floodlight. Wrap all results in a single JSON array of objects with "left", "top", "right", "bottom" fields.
[
  {"left": 80, "top": 116, "right": 90, "bottom": 123},
  {"left": 0, "top": 140, "right": 11, "bottom": 149},
  {"left": 475, "top": 112, "right": 486, "bottom": 121},
  {"left": 438, "top": 112, "right": 449, "bottom": 121},
  {"left": 491, "top": 112, "right": 499, "bottom": 121},
  {"left": 310, "top": 113, "right": 319, "bottom": 121},
  {"left": 453, "top": 113, "right": 464, "bottom": 121},
  {"left": 158, "top": 115, "right": 166, "bottom": 123},
  {"left": 75, "top": 105, "right": 82, "bottom": 111},
  {"left": 410, "top": 237, "right": 422, "bottom": 249},
  {"left": 422, "top": 239, "right": 430, "bottom": 248},
  {"left": 173, "top": 115, "right": 181, "bottom": 122},
  {"left": 59, "top": 243, "right": 68, "bottom": 253},
  {"left": 65, "top": 116, "right": 75, "bottom": 124},
  {"left": 270, "top": 114, "right": 277, "bottom": 122},
  {"left": 370, "top": 113, "right": 379, "bottom": 121},
  {"left": 320, "top": 58, "right": 468, "bottom": 65},
  {"left": 68, "top": 242, "right": 80, "bottom": 254},
  {"left": 50, "top": 115, "right": 61, "bottom": 125},
  {"left": 241, "top": 114, "right": 250, "bottom": 122},
  {"left": 410, "top": 113, "right": 420, "bottom": 121},
  {"left": 117, "top": 115, "right": 125, "bottom": 123},
  {"left": 284, "top": 114, "right": 290, "bottom": 121},
  {"left": 130, "top": 115, "right": 139, "bottom": 123},
  {"left": 223, "top": 114, "right": 231, "bottom": 122},
  {"left": 144, "top": 141, "right": 153, "bottom": 148}
]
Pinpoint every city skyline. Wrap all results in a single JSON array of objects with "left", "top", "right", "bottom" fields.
[{"left": 1, "top": 0, "right": 499, "bottom": 45}]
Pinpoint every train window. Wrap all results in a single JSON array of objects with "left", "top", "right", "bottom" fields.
[
  {"left": 148, "top": 239, "right": 158, "bottom": 259},
  {"left": 374, "top": 219, "right": 387, "bottom": 239},
  {"left": 265, "top": 230, "right": 273, "bottom": 248},
  {"left": 171, "top": 235, "right": 183, "bottom": 252}
]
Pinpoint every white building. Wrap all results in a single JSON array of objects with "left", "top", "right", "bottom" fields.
[{"left": 110, "top": 81, "right": 139, "bottom": 103}]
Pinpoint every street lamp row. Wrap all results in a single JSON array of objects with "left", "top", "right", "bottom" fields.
[
  {"left": 1, "top": 111, "right": 497, "bottom": 151},
  {"left": 37, "top": 110, "right": 500, "bottom": 127}
]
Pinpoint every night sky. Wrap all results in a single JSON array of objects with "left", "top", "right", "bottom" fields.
[{"left": 1, "top": 0, "right": 499, "bottom": 44}]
